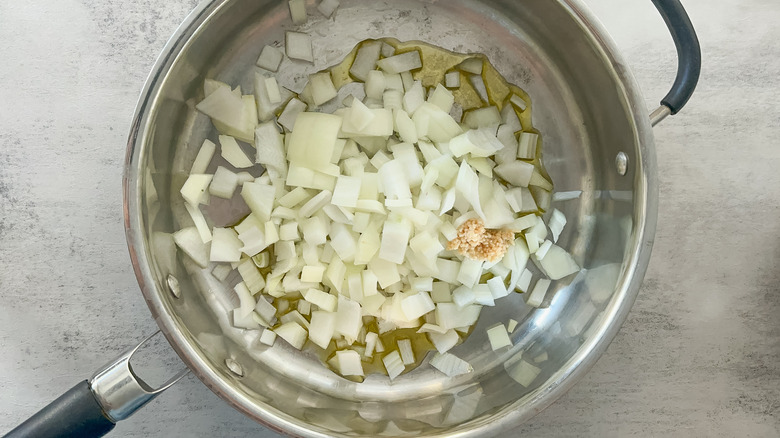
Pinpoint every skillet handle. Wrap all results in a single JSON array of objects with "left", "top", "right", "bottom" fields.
[
  {"left": 3, "top": 333, "right": 187, "bottom": 438},
  {"left": 649, "top": 0, "right": 701, "bottom": 125},
  {"left": 3, "top": 381, "right": 115, "bottom": 438}
]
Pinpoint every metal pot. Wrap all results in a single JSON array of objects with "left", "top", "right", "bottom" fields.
[{"left": 6, "top": 0, "right": 700, "bottom": 437}]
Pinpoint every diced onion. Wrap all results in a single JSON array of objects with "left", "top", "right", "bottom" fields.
[
  {"left": 256, "top": 45, "right": 283, "bottom": 72},
  {"left": 285, "top": 31, "right": 313, "bottom": 62},
  {"left": 486, "top": 324, "right": 512, "bottom": 350},
  {"left": 317, "top": 0, "right": 340, "bottom": 17}
]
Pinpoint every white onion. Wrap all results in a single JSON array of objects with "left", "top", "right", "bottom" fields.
[
  {"left": 382, "top": 350, "right": 405, "bottom": 380},
  {"left": 180, "top": 174, "right": 213, "bottom": 207},
  {"left": 238, "top": 259, "right": 266, "bottom": 294},
  {"left": 219, "top": 135, "right": 254, "bottom": 169},
  {"left": 517, "top": 132, "right": 538, "bottom": 160},
  {"left": 526, "top": 278, "right": 551, "bottom": 307},
  {"left": 349, "top": 41, "right": 382, "bottom": 82},
  {"left": 209, "top": 166, "right": 239, "bottom": 199},
  {"left": 288, "top": 0, "right": 307, "bottom": 24},
  {"left": 191, "top": 139, "right": 216, "bottom": 174},
  {"left": 256, "top": 45, "right": 283, "bottom": 72},
  {"left": 486, "top": 324, "right": 512, "bottom": 350},
  {"left": 173, "top": 227, "right": 210, "bottom": 268},
  {"left": 397, "top": 339, "right": 415, "bottom": 365},
  {"left": 377, "top": 51, "right": 422, "bottom": 74},
  {"left": 285, "top": 31, "right": 313, "bottom": 63},
  {"left": 275, "top": 321, "right": 308, "bottom": 349},
  {"left": 210, "top": 228, "right": 243, "bottom": 262},
  {"left": 316, "top": 0, "right": 340, "bottom": 17},
  {"left": 336, "top": 350, "right": 364, "bottom": 376}
]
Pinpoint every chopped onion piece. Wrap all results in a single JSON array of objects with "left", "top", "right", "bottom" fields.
[
  {"left": 487, "top": 324, "right": 512, "bottom": 351},
  {"left": 516, "top": 268, "right": 533, "bottom": 292},
  {"left": 237, "top": 226, "right": 267, "bottom": 256},
  {"left": 548, "top": 209, "right": 567, "bottom": 242},
  {"left": 181, "top": 174, "right": 213, "bottom": 207},
  {"left": 378, "top": 215, "right": 412, "bottom": 264},
  {"left": 536, "top": 240, "right": 553, "bottom": 260},
  {"left": 402, "top": 81, "right": 425, "bottom": 116},
  {"left": 377, "top": 50, "right": 422, "bottom": 74},
  {"left": 507, "top": 319, "right": 518, "bottom": 333},
  {"left": 288, "top": 0, "right": 307, "bottom": 24},
  {"left": 401, "top": 291, "right": 435, "bottom": 320},
  {"left": 336, "top": 350, "right": 364, "bottom": 376},
  {"left": 487, "top": 276, "right": 509, "bottom": 299},
  {"left": 397, "top": 339, "right": 415, "bottom": 365},
  {"left": 309, "top": 72, "right": 338, "bottom": 106},
  {"left": 285, "top": 31, "right": 313, "bottom": 62},
  {"left": 517, "top": 132, "right": 538, "bottom": 160},
  {"left": 191, "top": 139, "right": 216, "bottom": 174},
  {"left": 210, "top": 228, "right": 243, "bottom": 262},
  {"left": 436, "top": 303, "right": 480, "bottom": 330},
  {"left": 365, "top": 70, "right": 386, "bottom": 100},
  {"left": 279, "top": 221, "right": 300, "bottom": 241},
  {"left": 430, "top": 352, "right": 472, "bottom": 377},
  {"left": 196, "top": 86, "right": 244, "bottom": 133},
  {"left": 332, "top": 175, "right": 361, "bottom": 208},
  {"left": 350, "top": 40, "right": 382, "bottom": 81},
  {"left": 458, "top": 57, "right": 483, "bottom": 74},
  {"left": 456, "top": 258, "right": 483, "bottom": 288},
  {"left": 255, "top": 297, "right": 277, "bottom": 325},
  {"left": 444, "top": 71, "right": 460, "bottom": 88},
  {"left": 494, "top": 160, "right": 534, "bottom": 187},
  {"left": 299, "top": 190, "right": 332, "bottom": 218},
  {"left": 220, "top": 135, "right": 254, "bottom": 168},
  {"left": 317, "top": 0, "right": 340, "bottom": 17},
  {"left": 382, "top": 350, "right": 405, "bottom": 380},
  {"left": 275, "top": 321, "right": 307, "bottom": 350},
  {"left": 364, "top": 332, "right": 379, "bottom": 357},
  {"left": 335, "top": 296, "right": 362, "bottom": 340},
  {"left": 265, "top": 77, "right": 282, "bottom": 104},
  {"left": 238, "top": 259, "right": 266, "bottom": 294},
  {"left": 233, "top": 282, "right": 256, "bottom": 318},
  {"left": 510, "top": 94, "right": 528, "bottom": 111},
  {"left": 184, "top": 203, "right": 212, "bottom": 243},
  {"left": 463, "top": 106, "right": 500, "bottom": 129},
  {"left": 306, "top": 311, "right": 336, "bottom": 349},
  {"left": 259, "top": 329, "right": 277, "bottom": 346},
  {"left": 173, "top": 227, "right": 210, "bottom": 268},
  {"left": 527, "top": 278, "right": 551, "bottom": 307},
  {"left": 256, "top": 45, "right": 283, "bottom": 72},
  {"left": 427, "top": 329, "right": 458, "bottom": 354},
  {"left": 209, "top": 166, "right": 239, "bottom": 199},
  {"left": 241, "top": 181, "right": 275, "bottom": 222}
]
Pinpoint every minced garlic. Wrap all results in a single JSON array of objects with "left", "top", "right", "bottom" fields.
[{"left": 447, "top": 218, "right": 514, "bottom": 262}]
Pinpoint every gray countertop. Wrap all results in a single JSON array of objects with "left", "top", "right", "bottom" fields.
[{"left": 1, "top": 0, "right": 778, "bottom": 436}]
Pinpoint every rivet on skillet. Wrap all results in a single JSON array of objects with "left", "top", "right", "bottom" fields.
[
  {"left": 167, "top": 274, "right": 181, "bottom": 298},
  {"left": 225, "top": 358, "right": 244, "bottom": 377},
  {"left": 615, "top": 152, "right": 628, "bottom": 176}
]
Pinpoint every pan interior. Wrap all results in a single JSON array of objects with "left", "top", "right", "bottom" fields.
[{"left": 133, "top": 0, "right": 649, "bottom": 435}]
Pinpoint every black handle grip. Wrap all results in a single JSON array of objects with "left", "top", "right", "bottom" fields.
[
  {"left": 651, "top": 0, "right": 701, "bottom": 115},
  {"left": 3, "top": 381, "right": 115, "bottom": 438}
]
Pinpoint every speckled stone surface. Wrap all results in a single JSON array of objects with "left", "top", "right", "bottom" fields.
[{"left": 1, "top": 0, "right": 778, "bottom": 436}]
